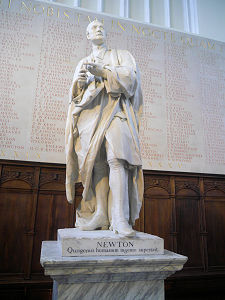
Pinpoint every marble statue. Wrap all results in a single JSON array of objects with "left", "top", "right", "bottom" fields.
[{"left": 65, "top": 20, "right": 144, "bottom": 237}]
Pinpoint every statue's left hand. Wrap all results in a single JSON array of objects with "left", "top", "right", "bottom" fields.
[{"left": 83, "top": 63, "right": 107, "bottom": 79}]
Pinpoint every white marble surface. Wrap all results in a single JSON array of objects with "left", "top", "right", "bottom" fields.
[
  {"left": 41, "top": 241, "right": 187, "bottom": 275},
  {"left": 65, "top": 20, "right": 144, "bottom": 238},
  {"left": 54, "top": 279, "right": 164, "bottom": 300},
  {"left": 41, "top": 241, "right": 187, "bottom": 299},
  {"left": 58, "top": 228, "right": 164, "bottom": 256}
]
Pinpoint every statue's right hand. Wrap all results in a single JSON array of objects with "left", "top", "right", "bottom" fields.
[{"left": 77, "top": 68, "right": 87, "bottom": 88}]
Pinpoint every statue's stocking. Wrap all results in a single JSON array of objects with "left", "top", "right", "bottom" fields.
[{"left": 108, "top": 158, "right": 135, "bottom": 237}]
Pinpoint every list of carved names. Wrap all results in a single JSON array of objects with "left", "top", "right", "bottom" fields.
[
  {"left": 0, "top": 9, "right": 41, "bottom": 159},
  {"left": 0, "top": 0, "right": 224, "bottom": 174}
]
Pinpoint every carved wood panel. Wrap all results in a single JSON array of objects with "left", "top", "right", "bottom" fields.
[
  {"left": 205, "top": 188, "right": 225, "bottom": 269},
  {"left": 31, "top": 193, "right": 74, "bottom": 274},
  {"left": 0, "top": 165, "right": 36, "bottom": 189},
  {"left": 0, "top": 160, "right": 225, "bottom": 299},
  {"left": 144, "top": 186, "right": 172, "bottom": 250},
  {"left": 175, "top": 192, "right": 202, "bottom": 269},
  {"left": 0, "top": 189, "right": 34, "bottom": 276}
]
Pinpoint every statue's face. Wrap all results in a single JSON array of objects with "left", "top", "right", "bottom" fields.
[{"left": 86, "top": 21, "right": 106, "bottom": 45}]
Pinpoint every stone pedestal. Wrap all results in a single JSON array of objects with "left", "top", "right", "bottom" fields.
[{"left": 41, "top": 232, "right": 187, "bottom": 300}]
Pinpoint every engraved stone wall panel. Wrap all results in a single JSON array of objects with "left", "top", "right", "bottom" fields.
[{"left": 0, "top": 0, "right": 225, "bottom": 175}]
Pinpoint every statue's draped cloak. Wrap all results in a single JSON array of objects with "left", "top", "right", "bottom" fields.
[{"left": 65, "top": 49, "right": 144, "bottom": 225}]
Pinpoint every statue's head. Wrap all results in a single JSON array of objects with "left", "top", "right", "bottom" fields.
[{"left": 86, "top": 20, "right": 106, "bottom": 45}]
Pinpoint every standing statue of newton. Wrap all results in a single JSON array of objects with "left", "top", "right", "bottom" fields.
[{"left": 65, "top": 20, "right": 144, "bottom": 237}]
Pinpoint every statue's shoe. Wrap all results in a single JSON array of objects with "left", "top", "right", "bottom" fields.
[
  {"left": 113, "top": 220, "right": 136, "bottom": 237},
  {"left": 79, "top": 213, "right": 109, "bottom": 231}
]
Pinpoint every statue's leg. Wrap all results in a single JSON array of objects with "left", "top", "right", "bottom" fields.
[
  {"left": 93, "top": 161, "right": 109, "bottom": 222},
  {"left": 106, "top": 142, "right": 135, "bottom": 237},
  {"left": 79, "top": 152, "right": 109, "bottom": 231}
]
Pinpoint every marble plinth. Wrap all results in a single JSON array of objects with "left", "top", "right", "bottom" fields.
[
  {"left": 58, "top": 228, "right": 164, "bottom": 256},
  {"left": 40, "top": 241, "right": 187, "bottom": 300}
]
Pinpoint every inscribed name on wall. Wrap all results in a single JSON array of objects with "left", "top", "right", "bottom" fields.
[{"left": 0, "top": 0, "right": 225, "bottom": 174}]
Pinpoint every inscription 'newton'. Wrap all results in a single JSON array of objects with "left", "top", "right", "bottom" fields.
[{"left": 97, "top": 241, "right": 134, "bottom": 248}]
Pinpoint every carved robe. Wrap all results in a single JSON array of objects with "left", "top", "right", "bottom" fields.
[{"left": 65, "top": 48, "right": 143, "bottom": 226}]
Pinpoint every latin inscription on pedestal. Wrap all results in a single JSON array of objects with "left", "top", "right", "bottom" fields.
[{"left": 58, "top": 229, "right": 164, "bottom": 257}]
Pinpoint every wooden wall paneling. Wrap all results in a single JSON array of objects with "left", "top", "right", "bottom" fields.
[
  {"left": 0, "top": 282, "right": 52, "bottom": 300},
  {"left": 204, "top": 178, "right": 225, "bottom": 270},
  {"left": 74, "top": 183, "right": 84, "bottom": 228},
  {"left": 31, "top": 193, "right": 54, "bottom": 274},
  {"left": 51, "top": 193, "right": 74, "bottom": 240},
  {"left": 0, "top": 189, "right": 33, "bottom": 276},
  {"left": 144, "top": 175, "right": 173, "bottom": 250},
  {"left": 199, "top": 177, "right": 208, "bottom": 271},
  {"left": 134, "top": 204, "right": 145, "bottom": 232},
  {"left": 1, "top": 160, "right": 225, "bottom": 299},
  {"left": 39, "top": 167, "right": 66, "bottom": 191},
  {"left": 39, "top": 167, "right": 75, "bottom": 233},
  {"left": 0, "top": 165, "right": 35, "bottom": 189},
  {"left": 137, "top": 172, "right": 146, "bottom": 233},
  {"left": 134, "top": 172, "right": 145, "bottom": 232},
  {"left": 47, "top": 194, "right": 54, "bottom": 240},
  {"left": 24, "top": 167, "right": 41, "bottom": 280},
  {"left": 140, "top": 203, "right": 145, "bottom": 232},
  {"left": 0, "top": 287, "right": 25, "bottom": 300},
  {"left": 26, "top": 286, "right": 52, "bottom": 300},
  {"left": 31, "top": 167, "right": 75, "bottom": 275},
  {"left": 175, "top": 177, "right": 203, "bottom": 269},
  {"left": 170, "top": 176, "right": 177, "bottom": 252},
  {"left": 0, "top": 165, "right": 36, "bottom": 279}
]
